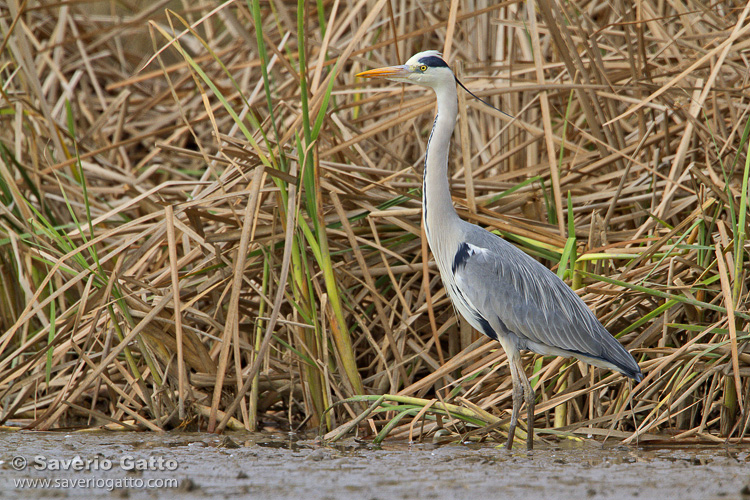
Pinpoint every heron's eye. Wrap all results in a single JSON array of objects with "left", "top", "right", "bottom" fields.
[{"left": 419, "top": 64, "right": 427, "bottom": 72}]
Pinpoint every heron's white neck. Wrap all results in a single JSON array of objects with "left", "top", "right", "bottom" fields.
[{"left": 423, "top": 81, "right": 460, "bottom": 244}]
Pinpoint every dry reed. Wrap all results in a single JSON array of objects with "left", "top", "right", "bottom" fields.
[{"left": 1, "top": 0, "right": 749, "bottom": 446}]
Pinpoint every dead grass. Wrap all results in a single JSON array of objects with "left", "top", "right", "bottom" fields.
[{"left": 0, "top": 0, "right": 749, "bottom": 445}]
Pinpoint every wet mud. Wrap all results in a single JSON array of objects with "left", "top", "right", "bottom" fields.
[{"left": 2, "top": 431, "right": 749, "bottom": 499}]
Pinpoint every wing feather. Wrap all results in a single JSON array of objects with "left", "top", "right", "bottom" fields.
[{"left": 452, "top": 222, "right": 639, "bottom": 377}]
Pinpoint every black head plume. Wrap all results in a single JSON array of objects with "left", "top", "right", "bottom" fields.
[{"left": 455, "top": 76, "right": 514, "bottom": 120}]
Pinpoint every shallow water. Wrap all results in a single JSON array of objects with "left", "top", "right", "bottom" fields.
[{"left": 1, "top": 431, "right": 748, "bottom": 499}]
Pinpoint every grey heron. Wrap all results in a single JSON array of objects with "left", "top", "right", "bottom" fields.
[{"left": 357, "top": 51, "right": 642, "bottom": 450}]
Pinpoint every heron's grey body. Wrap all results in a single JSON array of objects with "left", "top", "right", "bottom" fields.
[{"left": 358, "top": 50, "right": 642, "bottom": 450}]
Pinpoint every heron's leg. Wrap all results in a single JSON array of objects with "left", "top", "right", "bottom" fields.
[
  {"left": 514, "top": 357, "right": 535, "bottom": 450},
  {"left": 506, "top": 357, "right": 523, "bottom": 451}
]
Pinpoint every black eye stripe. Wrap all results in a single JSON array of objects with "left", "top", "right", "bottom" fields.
[{"left": 418, "top": 56, "right": 448, "bottom": 68}]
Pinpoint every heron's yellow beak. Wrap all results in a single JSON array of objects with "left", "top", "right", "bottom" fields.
[{"left": 356, "top": 65, "right": 410, "bottom": 79}]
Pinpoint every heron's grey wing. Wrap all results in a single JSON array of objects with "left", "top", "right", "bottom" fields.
[{"left": 453, "top": 225, "right": 639, "bottom": 376}]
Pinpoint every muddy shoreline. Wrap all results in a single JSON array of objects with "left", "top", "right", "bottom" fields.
[{"left": 2, "top": 432, "right": 748, "bottom": 499}]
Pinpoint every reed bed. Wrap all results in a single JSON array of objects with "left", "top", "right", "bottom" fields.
[{"left": 1, "top": 0, "right": 749, "bottom": 445}]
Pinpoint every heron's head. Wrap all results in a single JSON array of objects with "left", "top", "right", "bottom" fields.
[{"left": 356, "top": 50, "right": 453, "bottom": 88}]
